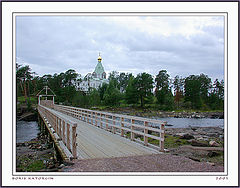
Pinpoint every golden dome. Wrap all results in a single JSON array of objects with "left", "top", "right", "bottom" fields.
[{"left": 98, "top": 52, "right": 102, "bottom": 61}]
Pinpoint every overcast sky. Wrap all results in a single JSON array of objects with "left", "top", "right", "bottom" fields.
[{"left": 16, "top": 15, "right": 224, "bottom": 81}]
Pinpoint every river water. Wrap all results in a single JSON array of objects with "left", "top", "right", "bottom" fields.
[
  {"left": 16, "top": 121, "right": 40, "bottom": 143},
  {"left": 154, "top": 117, "right": 224, "bottom": 128}
]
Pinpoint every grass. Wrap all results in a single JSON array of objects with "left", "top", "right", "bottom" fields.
[
  {"left": 17, "top": 156, "right": 45, "bottom": 172},
  {"left": 164, "top": 135, "right": 189, "bottom": 148},
  {"left": 18, "top": 96, "right": 37, "bottom": 104},
  {"left": 125, "top": 132, "right": 189, "bottom": 148},
  {"left": 27, "top": 160, "right": 45, "bottom": 172},
  {"left": 205, "top": 151, "right": 224, "bottom": 165}
]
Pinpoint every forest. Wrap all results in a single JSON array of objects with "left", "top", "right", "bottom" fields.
[{"left": 16, "top": 63, "right": 224, "bottom": 111}]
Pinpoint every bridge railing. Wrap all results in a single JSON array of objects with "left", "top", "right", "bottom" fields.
[
  {"left": 38, "top": 105, "right": 77, "bottom": 159},
  {"left": 54, "top": 104, "right": 166, "bottom": 152}
]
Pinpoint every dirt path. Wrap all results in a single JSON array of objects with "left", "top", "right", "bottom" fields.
[{"left": 62, "top": 153, "right": 223, "bottom": 172}]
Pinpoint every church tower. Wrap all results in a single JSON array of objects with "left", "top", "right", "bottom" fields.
[
  {"left": 92, "top": 53, "right": 106, "bottom": 79},
  {"left": 76, "top": 52, "right": 109, "bottom": 92}
]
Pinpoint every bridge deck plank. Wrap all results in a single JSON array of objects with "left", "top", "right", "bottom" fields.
[{"left": 45, "top": 107, "right": 160, "bottom": 159}]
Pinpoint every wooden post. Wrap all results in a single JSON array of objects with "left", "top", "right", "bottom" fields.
[
  {"left": 95, "top": 112, "right": 97, "bottom": 127},
  {"left": 144, "top": 121, "right": 148, "bottom": 146},
  {"left": 106, "top": 115, "right": 108, "bottom": 130},
  {"left": 84, "top": 111, "right": 86, "bottom": 122},
  {"left": 100, "top": 114, "right": 103, "bottom": 128},
  {"left": 121, "top": 117, "right": 124, "bottom": 137},
  {"left": 160, "top": 124, "right": 165, "bottom": 152},
  {"left": 91, "top": 112, "right": 93, "bottom": 125},
  {"left": 62, "top": 121, "right": 66, "bottom": 144},
  {"left": 38, "top": 96, "right": 41, "bottom": 105},
  {"left": 67, "top": 123, "right": 70, "bottom": 151},
  {"left": 72, "top": 123, "right": 77, "bottom": 159},
  {"left": 112, "top": 116, "right": 116, "bottom": 134},
  {"left": 54, "top": 115, "right": 57, "bottom": 131},
  {"left": 87, "top": 111, "right": 89, "bottom": 123},
  {"left": 131, "top": 119, "right": 135, "bottom": 141},
  {"left": 59, "top": 119, "right": 62, "bottom": 139},
  {"left": 56, "top": 117, "right": 58, "bottom": 134}
]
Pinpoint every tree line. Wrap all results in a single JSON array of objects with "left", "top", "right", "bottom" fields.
[{"left": 16, "top": 63, "right": 224, "bottom": 111}]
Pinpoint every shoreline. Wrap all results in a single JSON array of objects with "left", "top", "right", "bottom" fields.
[
  {"left": 91, "top": 106, "right": 224, "bottom": 119},
  {"left": 16, "top": 132, "right": 68, "bottom": 172}
]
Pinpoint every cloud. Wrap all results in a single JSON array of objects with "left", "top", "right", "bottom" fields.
[{"left": 16, "top": 15, "right": 224, "bottom": 81}]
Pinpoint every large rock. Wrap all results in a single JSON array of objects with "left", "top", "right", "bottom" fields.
[
  {"left": 207, "top": 162, "right": 215, "bottom": 166},
  {"left": 188, "top": 156, "right": 200, "bottom": 162},
  {"left": 179, "top": 134, "right": 195, "bottom": 140},
  {"left": 190, "top": 140, "right": 209, "bottom": 147},
  {"left": 207, "top": 151, "right": 219, "bottom": 157},
  {"left": 209, "top": 140, "right": 220, "bottom": 147}
]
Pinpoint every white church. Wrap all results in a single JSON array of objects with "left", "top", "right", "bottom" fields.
[{"left": 74, "top": 54, "right": 109, "bottom": 92}]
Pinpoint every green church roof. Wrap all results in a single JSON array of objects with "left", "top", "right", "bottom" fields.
[{"left": 94, "top": 60, "right": 105, "bottom": 75}]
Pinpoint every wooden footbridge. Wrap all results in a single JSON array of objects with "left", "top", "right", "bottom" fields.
[{"left": 37, "top": 87, "right": 166, "bottom": 161}]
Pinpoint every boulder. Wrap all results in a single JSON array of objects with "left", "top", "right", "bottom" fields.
[
  {"left": 58, "top": 164, "right": 65, "bottom": 169},
  {"left": 175, "top": 133, "right": 185, "bottom": 137},
  {"left": 188, "top": 156, "right": 200, "bottom": 162},
  {"left": 207, "top": 162, "right": 215, "bottom": 166},
  {"left": 179, "top": 134, "right": 195, "bottom": 140},
  {"left": 207, "top": 151, "right": 219, "bottom": 157},
  {"left": 164, "top": 149, "right": 170, "bottom": 153},
  {"left": 209, "top": 140, "right": 220, "bottom": 147},
  {"left": 190, "top": 140, "right": 209, "bottom": 147}
]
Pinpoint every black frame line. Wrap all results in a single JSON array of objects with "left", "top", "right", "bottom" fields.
[{"left": 2, "top": 0, "right": 239, "bottom": 2}]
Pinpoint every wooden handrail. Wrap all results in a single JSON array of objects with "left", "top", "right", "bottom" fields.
[
  {"left": 38, "top": 105, "right": 78, "bottom": 158},
  {"left": 53, "top": 104, "right": 166, "bottom": 151}
]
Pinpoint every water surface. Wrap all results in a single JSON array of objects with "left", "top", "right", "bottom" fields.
[
  {"left": 154, "top": 117, "right": 224, "bottom": 128},
  {"left": 16, "top": 121, "right": 40, "bottom": 143}
]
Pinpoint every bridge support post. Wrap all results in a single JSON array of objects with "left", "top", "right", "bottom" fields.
[
  {"left": 59, "top": 119, "right": 62, "bottom": 138},
  {"left": 112, "top": 116, "right": 116, "bottom": 134},
  {"left": 81, "top": 110, "right": 83, "bottom": 121},
  {"left": 160, "top": 124, "right": 165, "bottom": 152},
  {"left": 86, "top": 111, "right": 89, "bottom": 123},
  {"left": 144, "top": 121, "right": 148, "bottom": 146},
  {"left": 131, "top": 119, "right": 135, "bottom": 141},
  {"left": 100, "top": 114, "right": 103, "bottom": 128},
  {"left": 91, "top": 112, "right": 93, "bottom": 125},
  {"left": 56, "top": 117, "right": 59, "bottom": 135},
  {"left": 106, "top": 115, "right": 108, "bottom": 131},
  {"left": 121, "top": 117, "right": 124, "bottom": 137},
  {"left": 62, "top": 120, "right": 66, "bottom": 144},
  {"left": 72, "top": 123, "right": 77, "bottom": 159},
  {"left": 67, "top": 123, "right": 70, "bottom": 151},
  {"left": 95, "top": 112, "right": 97, "bottom": 127}
]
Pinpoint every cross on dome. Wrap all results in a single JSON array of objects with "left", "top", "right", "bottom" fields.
[{"left": 98, "top": 52, "right": 102, "bottom": 62}]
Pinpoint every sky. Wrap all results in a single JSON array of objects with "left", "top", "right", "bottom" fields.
[{"left": 16, "top": 15, "right": 224, "bottom": 81}]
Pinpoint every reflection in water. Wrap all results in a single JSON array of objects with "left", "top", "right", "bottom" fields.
[{"left": 16, "top": 121, "right": 40, "bottom": 143}]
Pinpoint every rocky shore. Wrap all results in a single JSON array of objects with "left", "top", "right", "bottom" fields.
[
  {"left": 164, "top": 126, "right": 224, "bottom": 165},
  {"left": 16, "top": 132, "right": 71, "bottom": 172},
  {"left": 95, "top": 107, "right": 224, "bottom": 119}
]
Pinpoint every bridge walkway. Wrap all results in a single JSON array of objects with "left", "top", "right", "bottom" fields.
[{"left": 45, "top": 107, "right": 160, "bottom": 160}]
